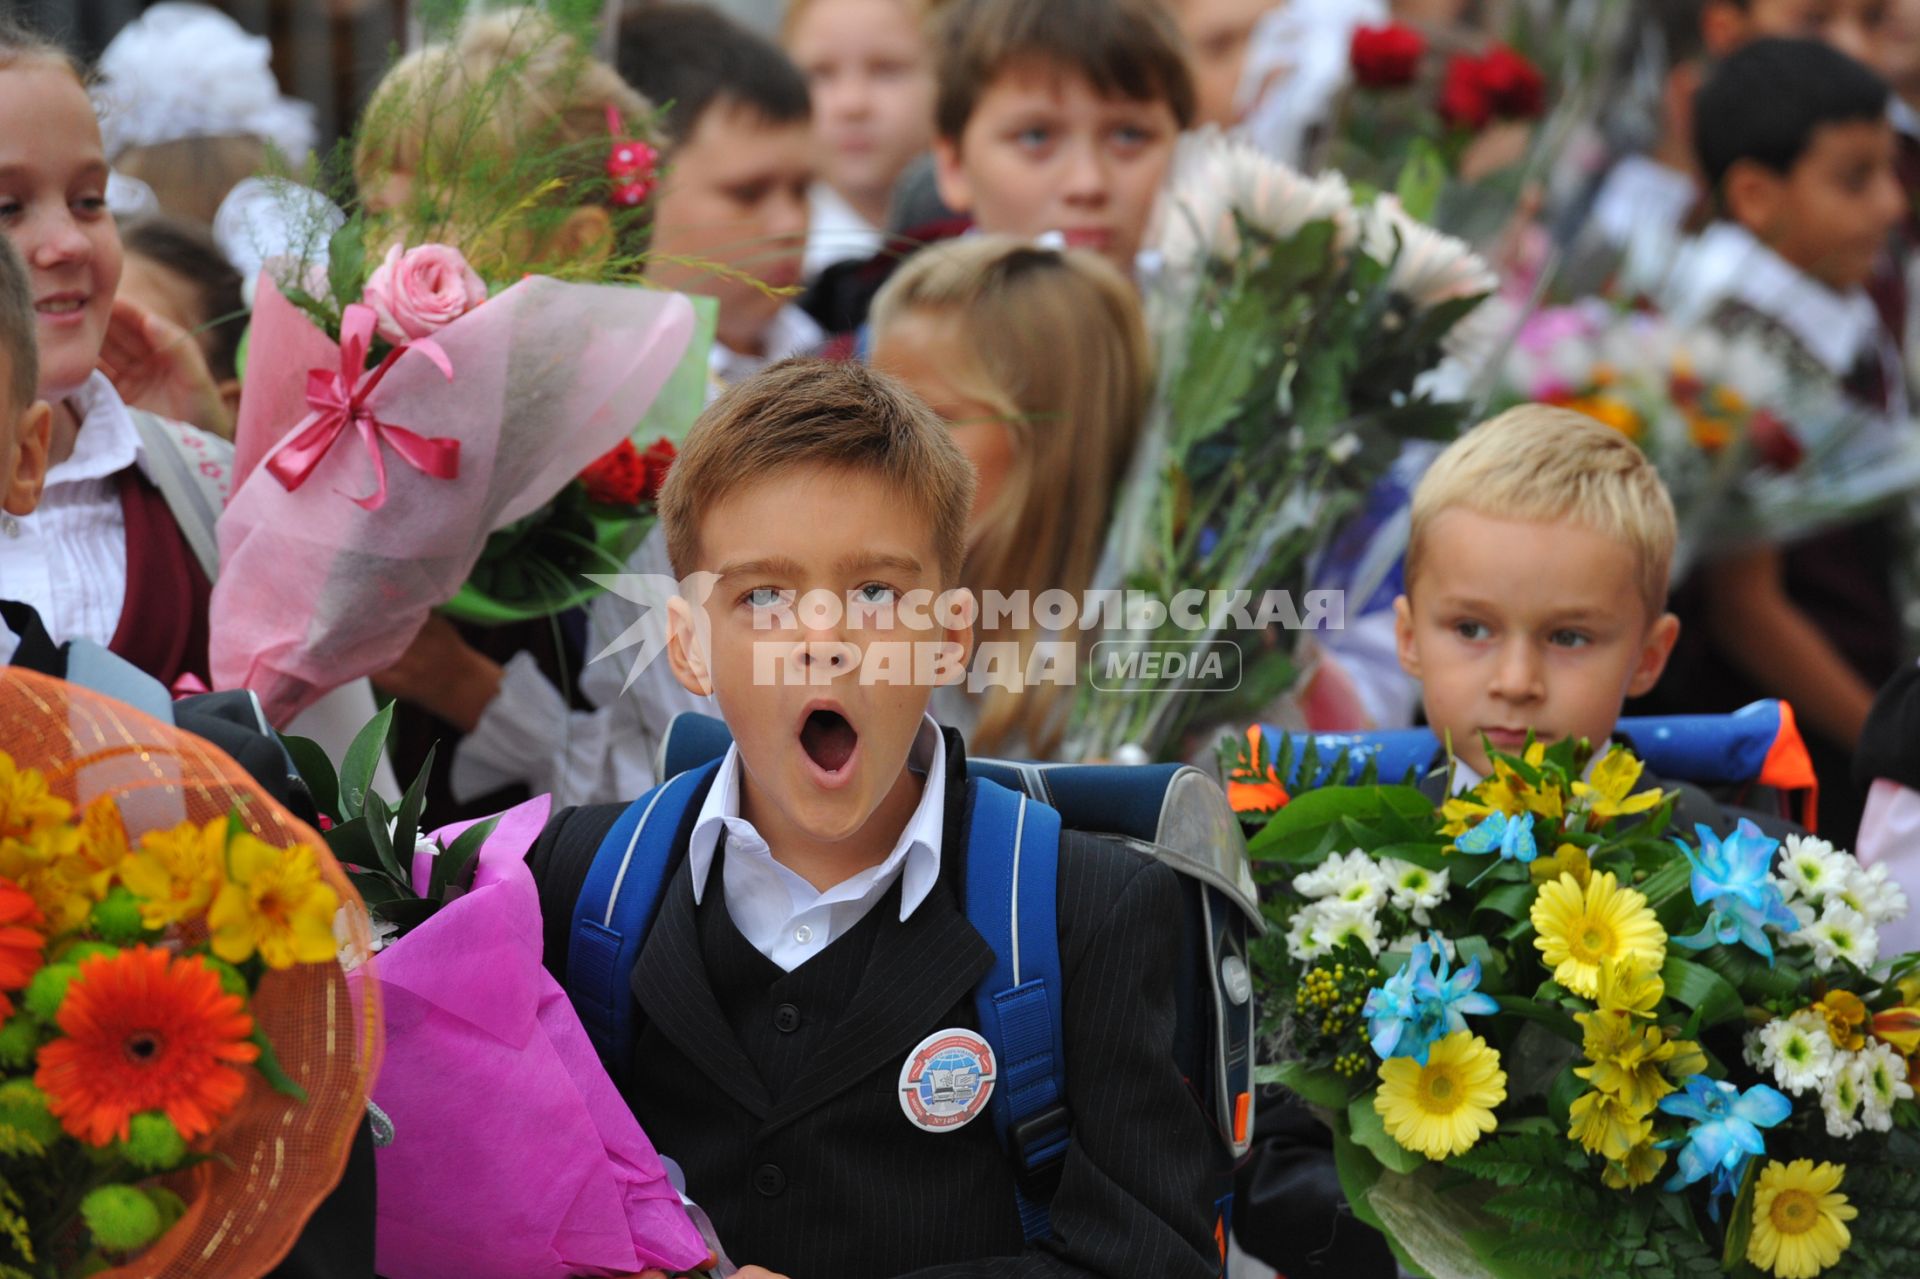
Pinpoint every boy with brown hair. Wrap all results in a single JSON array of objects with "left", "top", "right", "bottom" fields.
[
  {"left": 529, "top": 358, "right": 1224, "bottom": 1279},
  {"left": 806, "top": 0, "right": 1196, "bottom": 335}
]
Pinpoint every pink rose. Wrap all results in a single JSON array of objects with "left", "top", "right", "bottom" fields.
[{"left": 361, "top": 243, "right": 489, "bottom": 344}]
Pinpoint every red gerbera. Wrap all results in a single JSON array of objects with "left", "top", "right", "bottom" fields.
[
  {"left": 35, "top": 946, "right": 259, "bottom": 1146},
  {"left": 0, "top": 876, "right": 44, "bottom": 1017}
]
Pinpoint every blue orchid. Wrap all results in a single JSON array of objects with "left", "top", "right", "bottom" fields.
[
  {"left": 1670, "top": 820, "right": 1799, "bottom": 962},
  {"left": 1455, "top": 810, "right": 1539, "bottom": 864},
  {"left": 1656, "top": 1076, "right": 1791, "bottom": 1212},
  {"left": 1363, "top": 934, "right": 1498, "bottom": 1065}
]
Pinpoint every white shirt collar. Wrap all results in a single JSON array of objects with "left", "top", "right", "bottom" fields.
[
  {"left": 1678, "top": 222, "right": 1883, "bottom": 378},
  {"left": 48, "top": 374, "right": 146, "bottom": 488},
  {"left": 687, "top": 713, "right": 947, "bottom": 923}
]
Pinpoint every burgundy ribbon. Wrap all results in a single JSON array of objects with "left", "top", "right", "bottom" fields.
[{"left": 266, "top": 303, "right": 461, "bottom": 511}]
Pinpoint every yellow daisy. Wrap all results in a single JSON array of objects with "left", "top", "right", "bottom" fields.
[
  {"left": 1374, "top": 1030, "right": 1506, "bottom": 1161},
  {"left": 207, "top": 834, "right": 341, "bottom": 969},
  {"left": 1570, "top": 747, "right": 1664, "bottom": 826},
  {"left": 1748, "top": 1160, "right": 1856, "bottom": 1279},
  {"left": 1531, "top": 871, "right": 1666, "bottom": 999}
]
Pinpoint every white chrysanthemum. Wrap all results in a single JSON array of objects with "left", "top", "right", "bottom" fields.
[
  {"left": 1822, "top": 1053, "right": 1865, "bottom": 1138},
  {"left": 1322, "top": 907, "right": 1384, "bottom": 957},
  {"left": 1855, "top": 1041, "right": 1914, "bottom": 1132},
  {"left": 1842, "top": 859, "right": 1909, "bottom": 926},
  {"left": 1293, "top": 850, "right": 1385, "bottom": 900},
  {"left": 1285, "top": 904, "right": 1334, "bottom": 961},
  {"left": 1805, "top": 902, "right": 1879, "bottom": 972},
  {"left": 1382, "top": 859, "right": 1449, "bottom": 924},
  {"left": 1754, "top": 1011, "right": 1837, "bottom": 1095},
  {"left": 1150, "top": 127, "right": 1357, "bottom": 269},
  {"left": 1357, "top": 195, "right": 1499, "bottom": 312},
  {"left": 1778, "top": 834, "right": 1851, "bottom": 903}
]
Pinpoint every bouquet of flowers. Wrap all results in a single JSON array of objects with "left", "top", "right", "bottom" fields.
[
  {"left": 1232, "top": 726, "right": 1920, "bottom": 1279},
  {"left": 0, "top": 668, "right": 374, "bottom": 1279},
  {"left": 212, "top": 9, "right": 707, "bottom": 725},
  {"left": 1068, "top": 128, "right": 1496, "bottom": 761},
  {"left": 287, "top": 709, "right": 718, "bottom": 1279},
  {"left": 1497, "top": 301, "right": 1920, "bottom": 580}
]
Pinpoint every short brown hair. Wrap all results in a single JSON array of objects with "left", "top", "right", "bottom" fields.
[
  {"left": 931, "top": 0, "right": 1196, "bottom": 141},
  {"left": 0, "top": 235, "right": 36, "bottom": 410},
  {"left": 1407, "top": 405, "right": 1678, "bottom": 620},
  {"left": 659, "top": 358, "right": 975, "bottom": 581}
]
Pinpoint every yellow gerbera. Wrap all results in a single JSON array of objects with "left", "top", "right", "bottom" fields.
[
  {"left": 1747, "top": 1160, "right": 1856, "bottom": 1279},
  {"left": 1531, "top": 871, "right": 1666, "bottom": 999},
  {"left": 1374, "top": 1030, "right": 1506, "bottom": 1161},
  {"left": 1570, "top": 747, "right": 1664, "bottom": 826},
  {"left": 119, "top": 818, "right": 228, "bottom": 929},
  {"left": 207, "top": 834, "right": 340, "bottom": 969}
]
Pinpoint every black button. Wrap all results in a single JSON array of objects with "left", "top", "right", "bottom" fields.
[
  {"left": 753, "top": 1163, "right": 787, "bottom": 1197},
  {"left": 774, "top": 1003, "right": 802, "bottom": 1033}
]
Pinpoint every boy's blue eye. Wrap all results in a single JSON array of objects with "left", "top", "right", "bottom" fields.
[
  {"left": 1015, "top": 126, "right": 1053, "bottom": 150},
  {"left": 1452, "top": 620, "right": 1491, "bottom": 641},
  {"left": 854, "top": 582, "right": 897, "bottom": 604},
  {"left": 1549, "top": 629, "right": 1592, "bottom": 649},
  {"left": 744, "top": 586, "right": 786, "bottom": 609}
]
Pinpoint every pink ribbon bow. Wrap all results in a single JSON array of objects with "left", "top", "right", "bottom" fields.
[{"left": 266, "top": 303, "right": 462, "bottom": 511}]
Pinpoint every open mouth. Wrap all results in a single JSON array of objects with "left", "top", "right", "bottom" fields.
[{"left": 800, "top": 705, "right": 859, "bottom": 778}]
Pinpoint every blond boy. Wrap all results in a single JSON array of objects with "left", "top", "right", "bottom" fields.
[
  {"left": 1394, "top": 406, "right": 1682, "bottom": 785},
  {"left": 529, "top": 359, "right": 1224, "bottom": 1279}
]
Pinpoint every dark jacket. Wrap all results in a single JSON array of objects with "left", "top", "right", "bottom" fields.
[
  {"left": 1857, "top": 659, "right": 1920, "bottom": 792},
  {"left": 528, "top": 727, "right": 1226, "bottom": 1279}
]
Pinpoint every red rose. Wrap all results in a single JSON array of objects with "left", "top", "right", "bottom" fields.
[
  {"left": 579, "top": 440, "right": 648, "bottom": 506},
  {"left": 1747, "top": 409, "right": 1806, "bottom": 473},
  {"left": 1476, "top": 43, "right": 1546, "bottom": 120},
  {"left": 1350, "top": 23, "right": 1425, "bottom": 89},
  {"left": 637, "top": 437, "right": 676, "bottom": 503},
  {"left": 1437, "top": 53, "right": 1492, "bottom": 130}
]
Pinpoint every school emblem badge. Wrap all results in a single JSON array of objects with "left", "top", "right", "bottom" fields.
[{"left": 897, "top": 1028, "right": 996, "bottom": 1133}]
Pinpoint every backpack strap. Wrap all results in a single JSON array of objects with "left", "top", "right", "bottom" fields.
[
  {"left": 567, "top": 758, "right": 723, "bottom": 1074},
  {"left": 963, "top": 777, "right": 1069, "bottom": 1243},
  {"left": 129, "top": 409, "right": 231, "bottom": 583}
]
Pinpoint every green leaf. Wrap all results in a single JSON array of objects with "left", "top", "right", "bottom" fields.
[
  {"left": 429, "top": 815, "right": 499, "bottom": 902},
  {"left": 360, "top": 791, "right": 413, "bottom": 888},
  {"left": 1661, "top": 956, "right": 1746, "bottom": 1032},
  {"left": 250, "top": 1028, "right": 309, "bottom": 1104},
  {"left": 1393, "top": 138, "right": 1449, "bottom": 223},
  {"left": 390, "top": 743, "right": 436, "bottom": 863},
  {"left": 337, "top": 703, "right": 395, "bottom": 821},
  {"left": 1474, "top": 883, "right": 1537, "bottom": 923},
  {"left": 1493, "top": 995, "right": 1582, "bottom": 1045},
  {"left": 1264, "top": 1059, "right": 1353, "bottom": 1109},
  {"left": 326, "top": 218, "right": 369, "bottom": 319},
  {"left": 1546, "top": 1062, "right": 1584, "bottom": 1130},
  {"left": 280, "top": 734, "right": 341, "bottom": 824},
  {"left": 1348, "top": 1093, "right": 1425, "bottom": 1174},
  {"left": 1329, "top": 1113, "right": 1389, "bottom": 1233},
  {"left": 1246, "top": 785, "right": 1435, "bottom": 862}
]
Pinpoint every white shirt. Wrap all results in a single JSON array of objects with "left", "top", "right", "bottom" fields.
[
  {"left": 688, "top": 713, "right": 946, "bottom": 971},
  {"left": 1588, "top": 154, "right": 1698, "bottom": 259},
  {"left": 0, "top": 375, "right": 142, "bottom": 649},
  {"left": 803, "top": 183, "right": 884, "bottom": 282},
  {"left": 708, "top": 304, "right": 826, "bottom": 394}
]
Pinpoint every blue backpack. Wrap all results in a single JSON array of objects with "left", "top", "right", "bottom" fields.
[{"left": 564, "top": 712, "right": 1263, "bottom": 1265}]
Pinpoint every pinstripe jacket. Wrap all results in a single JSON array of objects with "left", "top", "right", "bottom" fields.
[{"left": 529, "top": 729, "right": 1225, "bottom": 1278}]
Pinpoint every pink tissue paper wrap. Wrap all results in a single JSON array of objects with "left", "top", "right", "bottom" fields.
[
  {"left": 214, "top": 275, "right": 697, "bottom": 725},
  {"left": 350, "top": 795, "right": 713, "bottom": 1278}
]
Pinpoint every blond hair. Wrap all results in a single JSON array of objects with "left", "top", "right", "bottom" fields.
[
  {"left": 781, "top": 0, "right": 931, "bottom": 43},
  {"left": 1407, "top": 405, "right": 1678, "bottom": 619},
  {"left": 354, "top": 9, "right": 650, "bottom": 237},
  {"left": 659, "top": 357, "right": 975, "bottom": 581},
  {"left": 872, "top": 237, "right": 1151, "bottom": 757}
]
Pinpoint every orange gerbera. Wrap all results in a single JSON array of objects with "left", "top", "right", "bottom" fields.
[
  {"left": 35, "top": 946, "right": 259, "bottom": 1146},
  {"left": 0, "top": 876, "right": 45, "bottom": 1016}
]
